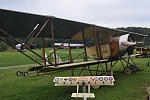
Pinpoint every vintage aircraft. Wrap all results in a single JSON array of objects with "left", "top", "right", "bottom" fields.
[{"left": 0, "top": 8, "right": 147, "bottom": 76}]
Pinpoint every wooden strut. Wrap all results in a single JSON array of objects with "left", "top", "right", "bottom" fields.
[
  {"left": 0, "top": 37, "right": 43, "bottom": 66},
  {"left": 82, "top": 28, "right": 88, "bottom": 61},
  {"left": 30, "top": 19, "right": 49, "bottom": 46},
  {"left": 78, "top": 65, "right": 93, "bottom": 76},
  {"left": 96, "top": 31, "right": 102, "bottom": 59},
  {"left": 51, "top": 18, "right": 57, "bottom": 65},
  {"left": 0, "top": 29, "right": 51, "bottom": 65},
  {"left": 25, "top": 24, "right": 39, "bottom": 45},
  {"left": 68, "top": 40, "right": 73, "bottom": 63},
  {"left": 106, "top": 29, "right": 113, "bottom": 75},
  {"left": 47, "top": 39, "right": 68, "bottom": 58},
  {"left": 72, "top": 52, "right": 85, "bottom": 61},
  {"left": 41, "top": 32, "right": 46, "bottom": 66},
  {"left": 68, "top": 39, "right": 74, "bottom": 76},
  {"left": 93, "top": 26, "right": 100, "bottom": 59}
]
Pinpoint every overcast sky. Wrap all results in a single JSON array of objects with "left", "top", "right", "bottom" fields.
[{"left": 0, "top": 0, "right": 150, "bottom": 28}]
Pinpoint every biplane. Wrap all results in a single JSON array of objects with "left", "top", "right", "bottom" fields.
[{"left": 0, "top": 8, "right": 147, "bottom": 76}]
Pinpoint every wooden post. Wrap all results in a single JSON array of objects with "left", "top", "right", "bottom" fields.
[
  {"left": 30, "top": 19, "right": 49, "bottom": 46},
  {"left": 96, "top": 31, "right": 102, "bottom": 59},
  {"left": 68, "top": 39, "right": 73, "bottom": 76},
  {"left": 51, "top": 18, "right": 57, "bottom": 65},
  {"left": 106, "top": 29, "right": 113, "bottom": 58},
  {"left": 41, "top": 32, "right": 46, "bottom": 66},
  {"left": 82, "top": 29, "right": 88, "bottom": 61},
  {"left": 47, "top": 39, "right": 68, "bottom": 58},
  {"left": 0, "top": 29, "right": 50, "bottom": 65},
  {"left": 68, "top": 40, "right": 73, "bottom": 63},
  {"left": 93, "top": 26, "right": 100, "bottom": 59},
  {"left": 106, "top": 29, "right": 113, "bottom": 75},
  {"left": 0, "top": 37, "right": 43, "bottom": 66}
]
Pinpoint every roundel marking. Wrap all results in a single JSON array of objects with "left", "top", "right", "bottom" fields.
[
  {"left": 69, "top": 78, "right": 73, "bottom": 81},
  {"left": 73, "top": 78, "right": 77, "bottom": 81},
  {"left": 90, "top": 77, "right": 95, "bottom": 81},
  {"left": 55, "top": 78, "right": 59, "bottom": 82},
  {"left": 109, "top": 77, "right": 113, "bottom": 81},
  {"left": 95, "top": 77, "right": 99, "bottom": 81},
  {"left": 99, "top": 77, "right": 103, "bottom": 81},
  {"left": 104, "top": 77, "right": 108, "bottom": 81},
  {"left": 60, "top": 78, "right": 63, "bottom": 81}
]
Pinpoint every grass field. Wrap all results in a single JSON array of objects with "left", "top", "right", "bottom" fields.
[
  {"left": 0, "top": 49, "right": 150, "bottom": 100},
  {"left": 0, "top": 48, "right": 84, "bottom": 67}
]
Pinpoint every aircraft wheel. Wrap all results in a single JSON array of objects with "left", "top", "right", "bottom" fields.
[
  {"left": 91, "top": 85, "right": 100, "bottom": 89},
  {"left": 135, "top": 55, "right": 139, "bottom": 58},
  {"left": 148, "top": 62, "right": 150, "bottom": 66},
  {"left": 124, "top": 66, "right": 133, "bottom": 75},
  {"left": 143, "top": 53, "right": 147, "bottom": 58},
  {"left": 16, "top": 71, "right": 21, "bottom": 76},
  {"left": 24, "top": 72, "right": 28, "bottom": 77}
]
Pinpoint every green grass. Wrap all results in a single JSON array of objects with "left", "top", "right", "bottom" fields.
[
  {"left": 0, "top": 48, "right": 84, "bottom": 67},
  {"left": 0, "top": 49, "right": 150, "bottom": 100}
]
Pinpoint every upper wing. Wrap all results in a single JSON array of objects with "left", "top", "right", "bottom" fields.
[
  {"left": 0, "top": 8, "right": 91, "bottom": 39},
  {"left": 0, "top": 8, "right": 147, "bottom": 41}
]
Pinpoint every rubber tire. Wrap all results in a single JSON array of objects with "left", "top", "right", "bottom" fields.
[
  {"left": 124, "top": 66, "right": 133, "bottom": 75},
  {"left": 24, "top": 72, "right": 28, "bottom": 77},
  {"left": 91, "top": 85, "right": 100, "bottom": 89},
  {"left": 135, "top": 55, "right": 139, "bottom": 58},
  {"left": 16, "top": 71, "right": 21, "bottom": 76},
  {"left": 148, "top": 62, "right": 150, "bottom": 66},
  {"left": 143, "top": 53, "right": 147, "bottom": 58}
]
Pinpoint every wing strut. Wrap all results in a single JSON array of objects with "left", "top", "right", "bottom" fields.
[
  {"left": 30, "top": 19, "right": 49, "bottom": 46},
  {"left": 82, "top": 29, "right": 88, "bottom": 61},
  {"left": 0, "top": 37, "right": 43, "bottom": 66},
  {"left": 0, "top": 29, "right": 51, "bottom": 66},
  {"left": 51, "top": 18, "right": 57, "bottom": 65},
  {"left": 25, "top": 24, "right": 40, "bottom": 45},
  {"left": 92, "top": 26, "right": 100, "bottom": 59}
]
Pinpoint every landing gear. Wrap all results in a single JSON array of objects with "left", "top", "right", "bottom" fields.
[
  {"left": 16, "top": 71, "right": 28, "bottom": 77},
  {"left": 135, "top": 55, "right": 139, "bottom": 58},
  {"left": 124, "top": 66, "right": 133, "bottom": 75},
  {"left": 23, "top": 72, "right": 28, "bottom": 76},
  {"left": 143, "top": 52, "right": 148, "bottom": 58},
  {"left": 16, "top": 71, "right": 22, "bottom": 76},
  {"left": 124, "top": 65, "right": 143, "bottom": 75},
  {"left": 91, "top": 85, "right": 100, "bottom": 89},
  {"left": 148, "top": 62, "right": 150, "bottom": 66}
]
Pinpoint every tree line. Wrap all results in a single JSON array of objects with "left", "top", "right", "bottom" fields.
[{"left": 0, "top": 37, "right": 82, "bottom": 51}]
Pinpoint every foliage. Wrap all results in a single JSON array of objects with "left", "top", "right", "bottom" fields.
[{"left": 0, "top": 42, "right": 8, "bottom": 52}]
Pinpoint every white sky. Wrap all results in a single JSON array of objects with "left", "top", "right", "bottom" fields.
[{"left": 0, "top": 0, "right": 150, "bottom": 28}]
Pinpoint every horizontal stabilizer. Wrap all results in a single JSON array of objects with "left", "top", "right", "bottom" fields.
[
  {"left": 71, "top": 93, "right": 95, "bottom": 98},
  {"left": 53, "top": 76, "right": 115, "bottom": 86}
]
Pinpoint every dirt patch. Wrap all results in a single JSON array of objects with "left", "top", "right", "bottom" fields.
[{"left": 143, "top": 82, "right": 150, "bottom": 100}]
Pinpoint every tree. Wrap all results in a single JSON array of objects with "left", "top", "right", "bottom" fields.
[{"left": 0, "top": 42, "right": 8, "bottom": 52}]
